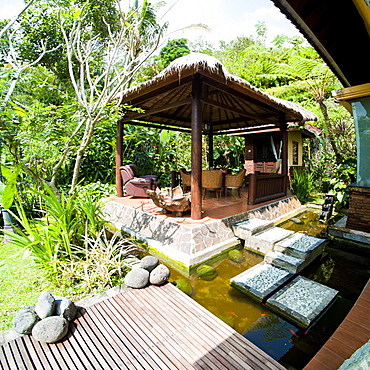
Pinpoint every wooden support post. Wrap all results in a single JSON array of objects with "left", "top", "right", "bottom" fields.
[
  {"left": 280, "top": 119, "right": 288, "bottom": 195},
  {"left": 208, "top": 127, "right": 213, "bottom": 169},
  {"left": 191, "top": 74, "right": 203, "bottom": 220},
  {"left": 116, "top": 120, "right": 124, "bottom": 197},
  {"left": 248, "top": 173, "right": 257, "bottom": 205}
]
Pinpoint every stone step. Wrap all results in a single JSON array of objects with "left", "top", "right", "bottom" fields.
[
  {"left": 274, "top": 232, "right": 327, "bottom": 264},
  {"left": 232, "top": 218, "right": 273, "bottom": 241},
  {"left": 248, "top": 227, "right": 294, "bottom": 255},
  {"left": 264, "top": 251, "right": 305, "bottom": 274},
  {"left": 266, "top": 276, "right": 338, "bottom": 328},
  {"left": 230, "top": 262, "right": 293, "bottom": 303}
]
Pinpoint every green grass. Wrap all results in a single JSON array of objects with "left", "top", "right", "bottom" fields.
[{"left": 0, "top": 241, "right": 87, "bottom": 332}]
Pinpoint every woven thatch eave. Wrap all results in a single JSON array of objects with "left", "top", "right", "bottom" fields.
[{"left": 118, "top": 53, "right": 317, "bottom": 134}]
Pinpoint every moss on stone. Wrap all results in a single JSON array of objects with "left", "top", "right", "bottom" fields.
[
  {"left": 175, "top": 278, "right": 192, "bottom": 296},
  {"left": 228, "top": 249, "right": 245, "bottom": 263},
  {"left": 196, "top": 265, "right": 218, "bottom": 281}
]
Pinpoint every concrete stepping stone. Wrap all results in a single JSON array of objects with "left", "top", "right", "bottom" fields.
[
  {"left": 230, "top": 262, "right": 293, "bottom": 303},
  {"left": 274, "top": 232, "right": 327, "bottom": 265},
  {"left": 232, "top": 218, "right": 273, "bottom": 241},
  {"left": 248, "top": 227, "right": 294, "bottom": 254},
  {"left": 264, "top": 251, "right": 305, "bottom": 274},
  {"left": 266, "top": 276, "right": 338, "bottom": 328}
]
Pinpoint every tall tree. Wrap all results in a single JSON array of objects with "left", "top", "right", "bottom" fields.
[
  {"left": 0, "top": 0, "right": 166, "bottom": 193},
  {"left": 264, "top": 54, "right": 344, "bottom": 163}
]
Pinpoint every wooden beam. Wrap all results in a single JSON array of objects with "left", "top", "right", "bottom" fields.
[
  {"left": 116, "top": 120, "right": 124, "bottom": 197},
  {"left": 216, "top": 125, "right": 277, "bottom": 136},
  {"left": 201, "top": 75, "right": 285, "bottom": 115},
  {"left": 191, "top": 74, "right": 203, "bottom": 220},
  {"left": 202, "top": 97, "right": 279, "bottom": 125},
  {"left": 121, "top": 97, "right": 192, "bottom": 122},
  {"left": 125, "top": 120, "right": 191, "bottom": 133}
]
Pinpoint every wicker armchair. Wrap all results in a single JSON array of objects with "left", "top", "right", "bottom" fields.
[
  {"left": 179, "top": 168, "right": 191, "bottom": 192},
  {"left": 202, "top": 170, "right": 223, "bottom": 199},
  {"left": 224, "top": 169, "right": 246, "bottom": 197}
]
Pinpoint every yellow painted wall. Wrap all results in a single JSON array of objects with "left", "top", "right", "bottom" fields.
[{"left": 288, "top": 131, "right": 302, "bottom": 167}]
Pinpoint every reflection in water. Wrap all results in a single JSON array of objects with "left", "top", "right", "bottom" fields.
[{"left": 279, "top": 210, "right": 327, "bottom": 237}]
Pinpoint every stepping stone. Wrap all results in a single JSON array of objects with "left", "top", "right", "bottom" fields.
[
  {"left": 264, "top": 251, "right": 305, "bottom": 274},
  {"left": 230, "top": 262, "right": 293, "bottom": 303},
  {"left": 248, "top": 227, "right": 294, "bottom": 255},
  {"left": 274, "top": 233, "right": 327, "bottom": 264},
  {"left": 266, "top": 276, "right": 338, "bottom": 328},
  {"left": 232, "top": 218, "right": 273, "bottom": 241}
]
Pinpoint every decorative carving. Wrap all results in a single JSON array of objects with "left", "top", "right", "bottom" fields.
[{"left": 147, "top": 186, "right": 191, "bottom": 216}]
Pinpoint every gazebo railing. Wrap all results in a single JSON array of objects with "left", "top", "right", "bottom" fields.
[{"left": 248, "top": 173, "right": 287, "bottom": 205}]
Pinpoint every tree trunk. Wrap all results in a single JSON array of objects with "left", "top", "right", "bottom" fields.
[{"left": 318, "top": 99, "right": 343, "bottom": 164}]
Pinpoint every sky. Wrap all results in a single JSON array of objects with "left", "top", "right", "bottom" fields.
[{"left": 1, "top": 0, "right": 302, "bottom": 46}]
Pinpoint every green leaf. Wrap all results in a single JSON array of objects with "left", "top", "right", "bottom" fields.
[{"left": 73, "top": 8, "right": 82, "bottom": 19}]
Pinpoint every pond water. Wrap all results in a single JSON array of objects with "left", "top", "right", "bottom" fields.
[{"left": 163, "top": 210, "right": 370, "bottom": 369}]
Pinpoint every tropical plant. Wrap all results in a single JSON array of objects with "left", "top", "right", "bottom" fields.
[
  {"left": 291, "top": 168, "right": 315, "bottom": 203},
  {"left": 68, "top": 229, "right": 141, "bottom": 291},
  {"left": 322, "top": 158, "right": 356, "bottom": 208},
  {"left": 2, "top": 183, "right": 106, "bottom": 275}
]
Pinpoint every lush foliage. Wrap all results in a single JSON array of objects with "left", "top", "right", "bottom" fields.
[{"left": 3, "top": 182, "right": 138, "bottom": 290}]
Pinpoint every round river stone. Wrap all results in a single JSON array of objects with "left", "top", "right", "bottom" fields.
[
  {"left": 13, "top": 306, "right": 39, "bottom": 334},
  {"left": 35, "top": 292, "right": 55, "bottom": 319},
  {"left": 54, "top": 297, "right": 77, "bottom": 322},
  {"left": 125, "top": 268, "right": 150, "bottom": 288},
  {"left": 140, "top": 256, "right": 159, "bottom": 272},
  {"left": 149, "top": 264, "right": 170, "bottom": 285},
  {"left": 32, "top": 316, "right": 69, "bottom": 343}
]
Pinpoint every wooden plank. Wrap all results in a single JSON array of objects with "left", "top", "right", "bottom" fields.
[
  {"left": 0, "top": 343, "right": 10, "bottom": 370},
  {"left": 132, "top": 286, "right": 246, "bottom": 370},
  {"left": 1, "top": 343, "right": 17, "bottom": 370},
  {"left": 92, "top": 300, "right": 157, "bottom": 368},
  {"left": 137, "top": 286, "right": 256, "bottom": 368},
  {"left": 69, "top": 314, "right": 118, "bottom": 369},
  {"left": 160, "top": 284, "right": 285, "bottom": 370},
  {"left": 152, "top": 285, "right": 256, "bottom": 368},
  {"left": 0, "top": 284, "right": 285, "bottom": 369},
  {"left": 85, "top": 305, "right": 141, "bottom": 369},
  {"left": 20, "top": 336, "right": 46, "bottom": 370},
  {"left": 25, "top": 336, "right": 61, "bottom": 370},
  {"left": 107, "top": 293, "right": 192, "bottom": 369},
  {"left": 110, "top": 294, "right": 191, "bottom": 369},
  {"left": 7, "top": 340, "right": 26, "bottom": 369},
  {"left": 120, "top": 288, "right": 221, "bottom": 369}
]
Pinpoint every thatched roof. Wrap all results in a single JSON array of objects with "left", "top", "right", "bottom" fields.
[{"left": 119, "top": 53, "right": 317, "bottom": 134}]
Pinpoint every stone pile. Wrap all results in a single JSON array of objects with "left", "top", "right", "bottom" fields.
[
  {"left": 125, "top": 256, "right": 170, "bottom": 289},
  {"left": 13, "top": 292, "right": 77, "bottom": 344}
]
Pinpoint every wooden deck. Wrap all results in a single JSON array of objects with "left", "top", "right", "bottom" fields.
[
  {"left": 0, "top": 283, "right": 285, "bottom": 369},
  {"left": 304, "top": 279, "right": 370, "bottom": 369}
]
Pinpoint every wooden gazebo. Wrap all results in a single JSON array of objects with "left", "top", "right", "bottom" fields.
[{"left": 116, "top": 53, "right": 317, "bottom": 220}]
